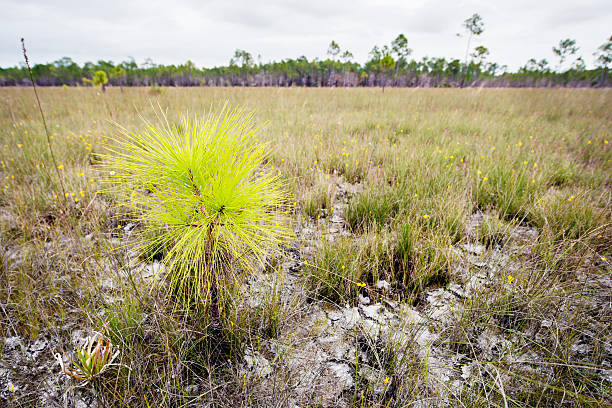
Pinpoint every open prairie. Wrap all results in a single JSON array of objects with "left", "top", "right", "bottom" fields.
[{"left": 1, "top": 87, "right": 611, "bottom": 407}]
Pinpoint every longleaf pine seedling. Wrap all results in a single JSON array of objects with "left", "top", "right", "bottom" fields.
[{"left": 103, "top": 105, "right": 290, "bottom": 329}]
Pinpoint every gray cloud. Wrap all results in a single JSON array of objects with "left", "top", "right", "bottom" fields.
[{"left": 1, "top": 0, "right": 610, "bottom": 70}]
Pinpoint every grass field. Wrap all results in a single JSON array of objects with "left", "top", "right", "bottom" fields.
[{"left": 1, "top": 87, "right": 611, "bottom": 407}]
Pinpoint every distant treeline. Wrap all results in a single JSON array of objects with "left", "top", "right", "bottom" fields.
[{"left": 3, "top": 27, "right": 611, "bottom": 88}]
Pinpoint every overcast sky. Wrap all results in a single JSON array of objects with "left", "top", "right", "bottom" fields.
[{"left": 1, "top": 0, "right": 610, "bottom": 70}]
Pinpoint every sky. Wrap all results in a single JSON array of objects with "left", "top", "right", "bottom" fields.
[{"left": 1, "top": 0, "right": 610, "bottom": 71}]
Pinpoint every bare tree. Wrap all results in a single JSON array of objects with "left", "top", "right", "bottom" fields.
[
  {"left": 458, "top": 13, "right": 484, "bottom": 87},
  {"left": 341, "top": 50, "right": 353, "bottom": 87},
  {"left": 594, "top": 35, "right": 611, "bottom": 85},
  {"left": 326, "top": 41, "right": 341, "bottom": 86}
]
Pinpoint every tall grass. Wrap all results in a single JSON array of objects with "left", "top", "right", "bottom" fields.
[{"left": 0, "top": 87, "right": 610, "bottom": 407}]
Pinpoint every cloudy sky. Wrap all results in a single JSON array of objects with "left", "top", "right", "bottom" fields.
[{"left": 1, "top": 0, "right": 610, "bottom": 70}]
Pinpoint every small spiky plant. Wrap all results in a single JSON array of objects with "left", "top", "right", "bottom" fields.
[
  {"left": 56, "top": 332, "right": 119, "bottom": 383},
  {"left": 103, "top": 105, "right": 290, "bottom": 328}
]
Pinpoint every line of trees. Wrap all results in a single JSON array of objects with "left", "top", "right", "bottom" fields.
[{"left": 2, "top": 16, "right": 610, "bottom": 88}]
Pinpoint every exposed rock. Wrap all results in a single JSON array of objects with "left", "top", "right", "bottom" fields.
[
  {"left": 461, "top": 243, "right": 485, "bottom": 255},
  {"left": 360, "top": 304, "right": 383, "bottom": 320},
  {"left": 244, "top": 348, "right": 272, "bottom": 378},
  {"left": 358, "top": 294, "right": 370, "bottom": 305},
  {"left": 375, "top": 280, "right": 390, "bottom": 291},
  {"left": 477, "top": 329, "right": 511, "bottom": 360},
  {"left": 340, "top": 307, "right": 361, "bottom": 330},
  {"left": 3, "top": 336, "right": 23, "bottom": 352},
  {"left": 360, "top": 319, "right": 383, "bottom": 338},
  {"left": 28, "top": 337, "right": 49, "bottom": 360},
  {"left": 327, "top": 310, "right": 343, "bottom": 322},
  {"left": 327, "top": 362, "right": 354, "bottom": 389},
  {"left": 331, "top": 215, "right": 343, "bottom": 224}
]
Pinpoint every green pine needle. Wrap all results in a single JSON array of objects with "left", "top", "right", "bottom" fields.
[{"left": 102, "top": 104, "right": 291, "bottom": 310}]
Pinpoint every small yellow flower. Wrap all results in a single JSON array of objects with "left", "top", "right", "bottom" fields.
[
  {"left": 384, "top": 377, "right": 390, "bottom": 384},
  {"left": 357, "top": 282, "right": 366, "bottom": 287},
  {"left": 483, "top": 177, "right": 488, "bottom": 181},
  {"left": 341, "top": 265, "right": 345, "bottom": 270},
  {"left": 601, "top": 256, "right": 606, "bottom": 261},
  {"left": 423, "top": 214, "right": 429, "bottom": 219},
  {"left": 57, "top": 164, "right": 63, "bottom": 170},
  {"left": 507, "top": 275, "right": 514, "bottom": 284},
  {"left": 533, "top": 163, "right": 538, "bottom": 168}
]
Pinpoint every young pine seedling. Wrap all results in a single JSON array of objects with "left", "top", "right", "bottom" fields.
[{"left": 103, "top": 105, "right": 291, "bottom": 329}]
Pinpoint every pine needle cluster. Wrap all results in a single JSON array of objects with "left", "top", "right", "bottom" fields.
[{"left": 103, "top": 105, "right": 291, "bottom": 313}]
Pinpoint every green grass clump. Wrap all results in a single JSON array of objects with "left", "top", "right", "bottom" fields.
[
  {"left": 301, "top": 177, "right": 335, "bottom": 219},
  {"left": 306, "top": 232, "right": 393, "bottom": 304},
  {"left": 479, "top": 213, "right": 516, "bottom": 248},
  {"left": 345, "top": 186, "right": 401, "bottom": 232},
  {"left": 392, "top": 218, "right": 455, "bottom": 293},
  {"left": 474, "top": 162, "right": 539, "bottom": 222}
]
